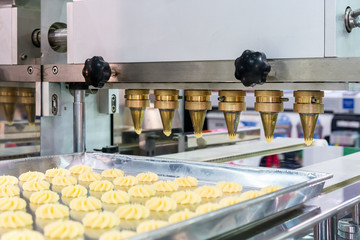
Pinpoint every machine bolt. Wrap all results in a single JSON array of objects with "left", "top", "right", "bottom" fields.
[
  {"left": 27, "top": 66, "right": 33, "bottom": 74},
  {"left": 52, "top": 94, "right": 58, "bottom": 115},
  {"left": 52, "top": 66, "right": 58, "bottom": 74},
  {"left": 20, "top": 54, "right": 27, "bottom": 61},
  {"left": 111, "top": 94, "right": 116, "bottom": 113}
]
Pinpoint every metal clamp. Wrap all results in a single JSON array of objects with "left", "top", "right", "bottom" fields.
[{"left": 345, "top": 7, "right": 360, "bottom": 33}]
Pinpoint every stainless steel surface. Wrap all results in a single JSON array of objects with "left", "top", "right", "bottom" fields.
[
  {"left": 314, "top": 215, "right": 337, "bottom": 240},
  {"left": 345, "top": 7, "right": 360, "bottom": 33},
  {"left": 48, "top": 24, "right": 67, "bottom": 52},
  {"left": 0, "top": 65, "right": 41, "bottom": 82},
  {"left": 354, "top": 204, "right": 360, "bottom": 226},
  {"left": 43, "top": 58, "right": 360, "bottom": 90},
  {"left": 73, "top": 90, "right": 85, "bottom": 152},
  {"left": 0, "top": 152, "right": 331, "bottom": 240},
  {"left": 338, "top": 218, "right": 358, "bottom": 234}
]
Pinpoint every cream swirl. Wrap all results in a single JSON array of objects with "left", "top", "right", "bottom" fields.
[
  {"left": 82, "top": 211, "right": 120, "bottom": 229},
  {"left": 128, "top": 185, "right": 156, "bottom": 198},
  {"left": 136, "top": 172, "right": 159, "bottom": 183},
  {"left": 0, "top": 175, "right": 18, "bottom": 186},
  {"left": 30, "top": 190, "right": 59, "bottom": 204},
  {"left": 101, "top": 190, "right": 130, "bottom": 204},
  {"left": 115, "top": 204, "right": 150, "bottom": 220},
  {"left": 0, "top": 185, "right": 20, "bottom": 197},
  {"left": 1, "top": 230, "right": 44, "bottom": 240},
  {"left": 0, "top": 211, "right": 33, "bottom": 228},
  {"left": 19, "top": 171, "right": 45, "bottom": 182},
  {"left": 101, "top": 169, "right": 124, "bottom": 178},
  {"left": 152, "top": 181, "right": 178, "bottom": 192},
  {"left": 145, "top": 197, "right": 177, "bottom": 212},
  {"left": 0, "top": 197, "right": 26, "bottom": 211},
  {"left": 194, "top": 186, "right": 222, "bottom": 199},
  {"left": 44, "top": 220, "right": 84, "bottom": 239},
  {"left": 69, "top": 196, "right": 102, "bottom": 211},
  {"left": 171, "top": 191, "right": 201, "bottom": 205},
  {"left": 89, "top": 180, "right": 114, "bottom": 192},
  {"left": 195, "top": 203, "right": 221, "bottom": 215},
  {"left": 168, "top": 209, "right": 197, "bottom": 223},
  {"left": 35, "top": 203, "right": 69, "bottom": 220},
  {"left": 22, "top": 181, "right": 50, "bottom": 192},
  {"left": 136, "top": 220, "right": 169, "bottom": 233},
  {"left": 174, "top": 176, "right": 198, "bottom": 187},
  {"left": 113, "top": 176, "right": 138, "bottom": 187},
  {"left": 51, "top": 176, "right": 77, "bottom": 186},
  {"left": 239, "top": 190, "right": 264, "bottom": 202},
  {"left": 99, "top": 230, "right": 136, "bottom": 240},
  {"left": 45, "top": 168, "right": 70, "bottom": 178},
  {"left": 261, "top": 185, "right": 282, "bottom": 194},
  {"left": 78, "top": 172, "right": 101, "bottom": 182},
  {"left": 61, "top": 184, "right": 87, "bottom": 198},
  {"left": 216, "top": 181, "right": 243, "bottom": 193},
  {"left": 69, "top": 165, "right": 92, "bottom": 175},
  {"left": 219, "top": 196, "right": 242, "bottom": 207}
]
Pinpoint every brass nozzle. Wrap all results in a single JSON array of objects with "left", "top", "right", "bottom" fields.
[
  {"left": 125, "top": 89, "right": 150, "bottom": 135},
  {"left": 18, "top": 88, "right": 35, "bottom": 126},
  {"left": 218, "top": 90, "right": 246, "bottom": 139},
  {"left": 254, "top": 90, "right": 285, "bottom": 143},
  {"left": 0, "top": 87, "right": 18, "bottom": 125},
  {"left": 185, "top": 90, "right": 212, "bottom": 138},
  {"left": 294, "top": 90, "right": 324, "bottom": 146},
  {"left": 154, "top": 89, "right": 180, "bottom": 136}
]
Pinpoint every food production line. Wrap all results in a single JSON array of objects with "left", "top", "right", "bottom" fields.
[{"left": 3, "top": 0, "right": 360, "bottom": 239}]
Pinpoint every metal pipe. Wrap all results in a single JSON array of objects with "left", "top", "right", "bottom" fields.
[
  {"left": 353, "top": 204, "right": 360, "bottom": 225},
  {"left": 314, "top": 216, "right": 337, "bottom": 240},
  {"left": 48, "top": 28, "right": 67, "bottom": 48},
  {"left": 73, "top": 90, "right": 86, "bottom": 153}
]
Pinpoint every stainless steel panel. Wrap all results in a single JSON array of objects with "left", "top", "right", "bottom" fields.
[{"left": 0, "top": 65, "right": 41, "bottom": 82}]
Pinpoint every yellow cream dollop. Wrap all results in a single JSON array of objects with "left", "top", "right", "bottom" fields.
[
  {"left": 101, "top": 169, "right": 124, "bottom": 178},
  {"left": 51, "top": 176, "right": 77, "bottom": 186},
  {"left": 69, "top": 165, "right": 92, "bottom": 175},
  {"left": 61, "top": 184, "right": 87, "bottom": 198},
  {"left": 22, "top": 181, "right": 50, "bottom": 192},
  {"left": 69, "top": 196, "right": 102, "bottom": 211},
  {"left": 101, "top": 190, "right": 130, "bottom": 204},
  {"left": 35, "top": 203, "right": 69, "bottom": 220},
  {"left": 0, "top": 197, "right": 26, "bottom": 211},
  {"left": 152, "top": 181, "right": 178, "bottom": 192},
  {"left": 136, "top": 220, "right": 169, "bottom": 233},
  {"left": 145, "top": 197, "right": 177, "bottom": 212},
  {"left": 30, "top": 190, "right": 59, "bottom": 204},
  {"left": 1, "top": 230, "right": 44, "bottom": 240},
  {"left": 89, "top": 180, "right": 114, "bottom": 192},
  {"left": 115, "top": 204, "right": 150, "bottom": 220},
  {"left": 44, "top": 220, "right": 84, "bottom": 239},
  {"left": 19, "top": 171, "right": 45, "bottom": 182},
  {"left": 195, "top": 203, "right": 221, "bottom": 215},
  {"left": 0, "top": 185, "right": 20, "bottom": 197},
  {"left": 0, "top": 211, "right": 33, "bottom": 228},
  {"left": 99, "top": 230, "right": 137, "bottom": 240},
  {"left": 239, "top": 190, "right": 265, "bottom": 202},
  {"left": 219, "top": 196, "right": 242, "bottom": 207},
  {"left": 174, "top": 176, "right": 198, "bottom": 187},
  {"left": 216, "top": 181, "right": 243, "bottom": 193},
  {"left": 113, "top": 176, "right": 138, "bottom": 187},
  {"left": 136, "top": 172, "right": 159, "bottom": 183},
  {"left": 128, "top": 185, "right": 156, "bottom": 198},
  {"left": 261, "top": 185, "right": 283, "bottom": 194},
  {"left": 45, "top": 168, "right": 70, "bottom": 178},
  {"left": 82, "top": 211, "right": 120, "bottom": 229},
  {"left": 78, "top": 172, "right": 101, "bottom": 182},
  {"left": 171, "top": 191, "right": 201, "bottom": 205},
  {"left": 168, "top": 209, "right": 197, "bottom": 223},
  {"left": 194, "top": 186, "right": 222, "bottom": 199},
  {"left": 0, "top": 175, "right": 18, "bottom": 186}
]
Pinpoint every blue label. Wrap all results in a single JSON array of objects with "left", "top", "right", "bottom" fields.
[{"left": 343, "top": 98, "right": 354, "bottom": 110}]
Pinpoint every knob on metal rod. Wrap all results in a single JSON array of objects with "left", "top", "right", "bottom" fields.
[
  {"left": 345, "top": 7, "right": 360, "bottom": 33},
  {"left": 82, "top": 56, "right": 112, "bottom": 88}
]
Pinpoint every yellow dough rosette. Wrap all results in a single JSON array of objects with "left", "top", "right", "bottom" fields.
[
  {"left": 168, "top": 209, "right": 197, "bottom": 223},
  {"left": 195, "top": 203, "right": 221, "bottom": 215},
  {"left": 113, "top": 176, "right": 138, "bottom": 192},
  {"left": 19, "top": 171, "right": 45, "bottom": 183},
  {"left": 0, "top": 197, "right": 26, "bottom": 212},
  {"left": 136, "top": 172, "right": 159, "bottom": 183},
  {"left": 69, "top": 165, "right": 93, "bottom": 176},
  {"left": 261, "top": 185, "right": 283, "bottom": 194},
  {"left": 99, "top": 230, "right": 136, "bottom": 240},
  {"left": 170, "top": 191, "right": 202, "bottom": 211},
  {"left": 0, "top": 185, "right": 20, "bottom": 198},
  {"left": 136, "top": 220, "right": 168, "bottom": 234},
  {"left": 1, "top": 229, "right": 44, "bottom": 240},
  {"left": 44, "top": 220, "right": 84, "bottom": 239},
  {"left": 0, "top": 175, "right": 18, "bottom": 186},
  {"left": 216, "top": 181, "right": 243, "bottom": 194},
  {"left": 101, "top": 169, "right": 124, "bottom": 179},
  {"left": 174, "top": 176, "right": 198, "bottom": 189},
  {"left": 238, "top": 190, "right": 265, "bottom": 202},
  {"left": 0, "top": 211, "right": 33, "bottom": 229}
]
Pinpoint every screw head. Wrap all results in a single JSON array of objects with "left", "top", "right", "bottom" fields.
[
  {"left": 52, "top": 66, "right": 58, "bottom": 74},
  {"left": 27, "top": 66, "right": 33, "bottom": 74}
]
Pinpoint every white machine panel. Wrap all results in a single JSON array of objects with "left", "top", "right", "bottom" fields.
[
  {"left": 0, "top": 8, "right": 16, "bottom": 65},
  {"left": 67, "top": 0, "right": 325, "bottom": 63}
]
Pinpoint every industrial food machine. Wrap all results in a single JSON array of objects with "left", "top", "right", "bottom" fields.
[{"left": 3, "top": 0, "right": 360, "bottom": 239}]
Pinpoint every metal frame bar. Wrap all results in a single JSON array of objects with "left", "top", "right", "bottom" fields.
[{"left": 0, "top": 65, "right": 41, "bottom": 82}]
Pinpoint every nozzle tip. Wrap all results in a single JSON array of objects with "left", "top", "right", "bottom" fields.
[
  {"left": 134, "top": 128, "right": 142, "bottom": 135},
  {"left": 304, "top": 138, "right": 313, "bottom": 146},
  {"left": 265, "top": 136, "right": 274, "bottom": 143},
  {"left": 28, "top": 122, "right": 35, "bottom": 127},
  {"left": 163, "top": 130, "right": 171, "bottom": 137},
  {"left": 228, "top": 133, "right": 237, "bottom": 140},
  {"left": 194, "top": 132, "right": 202, "bottom": 138},
  {"left": 6, "top": 121, "right": 13, "bottom": 126}
]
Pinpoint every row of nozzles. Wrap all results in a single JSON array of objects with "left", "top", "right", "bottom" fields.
[
  {"left": 125, "top": 89, "right": 324, "bottom": 146},
  {"left": 0, "top": 87, "right": 35, "bottom": 126}
]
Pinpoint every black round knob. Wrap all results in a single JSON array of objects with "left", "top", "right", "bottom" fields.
[
  {"left": 82, "top": 56, "right": 111, "bottom": 88},
  {"left": 234, "top": 50, "right": 271, "bottom": 87}
]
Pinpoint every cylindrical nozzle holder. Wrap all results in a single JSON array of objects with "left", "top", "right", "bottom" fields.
[
  {"left": 254, "top": 90, "right": 284, "bottom": 113},
  {"left": 293, "top": 90, "right": 324, "bottom": 114},
  {"left": 125, "top": 89, "right": 150, "bottom": 135},
  {"left": 154, "top": 89, "right": 180, "bottom": 110},
  {"left": 218, "top": 90, "right": 246, "bottom": 112}
]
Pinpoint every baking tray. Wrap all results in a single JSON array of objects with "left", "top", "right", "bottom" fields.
[{"left": 0, "top": 152, "right": 332, "bottom": 239}]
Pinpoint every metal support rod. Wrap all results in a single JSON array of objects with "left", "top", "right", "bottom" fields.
[
  {"left": 353, "top": 203, "right": 360, "bottom": 225},
  {"left": 48, "top": 28, "right": 67, "bottom": 48},
  {"left": 314, "top": 215, "right": 337, "bottom": 240},
  {"left": 73, "top": 90, "right": 86, "bottom": 153}
]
